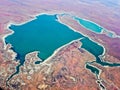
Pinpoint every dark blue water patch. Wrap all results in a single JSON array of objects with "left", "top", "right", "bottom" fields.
[
  {"left": 97, "top": 80, "right": 106, "bottom": 90},
  {"left": 35, "top": 60, "right": 41, "bottom": 64},
  {"left": 86, "top": 63, "right": 100, "bottom": 75},
  {"left": 5, "top": 42, "right": 24, "bottom": 83},
  {"left": 6, "top": 64, "right": 21, "bottom": 84}
]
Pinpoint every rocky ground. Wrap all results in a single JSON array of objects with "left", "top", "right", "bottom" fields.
[{"left": 0, "top": 0, "right": 120, "bottom": 90}]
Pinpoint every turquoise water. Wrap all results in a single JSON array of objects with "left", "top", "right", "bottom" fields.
[
  {"left": 74, "top": 17, "right": 103, "bottom": 33},
  {"left": 5, "top": 14, "right": 83, "bottom": 64},
  {"left": 80, "top": 37, "right": 120, "bottom": 66},
  {"left": 73, "top": 16, "right": 118, "bottom": 38},
  {"left": 5, "top": 14, "right": 84, "bottom": 82},
  {"left": 5, "top": 14, "right": 120, "bottom": 82},
  {"left": 107, "top": 32, "right": 114, "bottom": 38},
  {"left": 73, "top": 16, "right": 120, "bottom": 66}
]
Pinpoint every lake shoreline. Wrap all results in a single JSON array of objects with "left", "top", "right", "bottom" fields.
[
  {"left": 3, "top": 12, "right": 107, "bottom": 65},
  {"left": 3, "top": 12, "right": 95, "bottom": 62},
  {"left": 4, "top": 12, "right": 120, "bottom": 85}
]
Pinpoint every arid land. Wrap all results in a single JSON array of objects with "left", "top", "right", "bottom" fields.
[{"left": 0, "top": 0, "right": 120, "bottom": 90}]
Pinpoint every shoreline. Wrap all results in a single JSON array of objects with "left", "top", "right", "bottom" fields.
[
  {"left": 2, "top": 11, "right": 94, "bottom": 60},
  {"left": 59, "top": 13, "right": 120, "bottom": 38},
  {"left": 57, "top": 14, "right": 106, "bottom": 57},
  {"left": 3, "top": 11, "right": 120, "bottom": 84},
  {"left": 3, "top": 11, "right": 119, "bottom": 69},
  {"left": 2, "top": 11, "right": 69, "bottom": 62},
  {"left": 41, "top": 37, "right": 84, "bottom": 65},
  {"left": 73, "top": 16, "right": 120, "bottom": 38},
  {"left": 85, "top": 62, "right": 102, "bottom": 79},
  {"left": 58, "top": 14, "right": 120, "bottom": 66},
  {"left": 73, "top": 17, "right": 103, "bottom": 34},
  {"left": 2, "top": 10, "right": 69, "bottom": 47},
  {"left": 3, "top": 12, "right": 106, "bottom": 63},
  {"left": 2, "top": 12, "right": 86, "bottom": 80}
]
